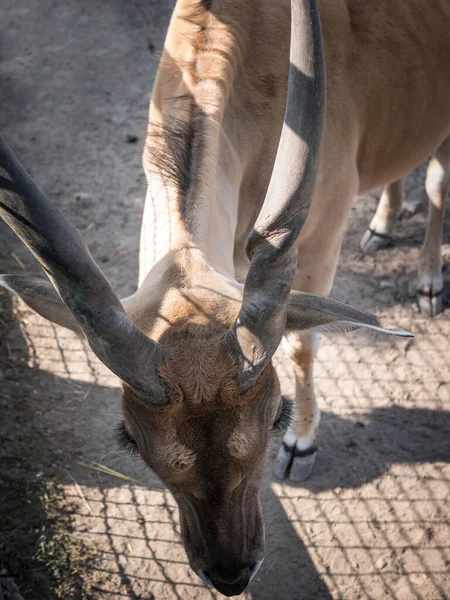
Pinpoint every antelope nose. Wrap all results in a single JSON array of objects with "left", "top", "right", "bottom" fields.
[
  {"left": 204, "top": 561, "right": 261, "bottom": 597},
  {"left": 208, "top": 571, "right": 251, "bottom": 597}
]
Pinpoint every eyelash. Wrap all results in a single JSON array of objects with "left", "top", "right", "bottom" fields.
[
  {"left": 115, "top": 422, "right": 140, "bottom": 457},
  {"left": 272, "top": 398, "right": 293, "bottom": 432}
]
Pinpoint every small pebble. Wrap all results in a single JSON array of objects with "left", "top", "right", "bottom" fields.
[
  {"left": 73, "top": 192, "right": 92, "bottom": 208},
  {"left": 376, "top": 556, "right": 388, "bottom": 570}
]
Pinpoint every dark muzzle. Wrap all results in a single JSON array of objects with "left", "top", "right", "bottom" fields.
[{"left": 201, "top": 560, "right": 262, "bottom": 596}]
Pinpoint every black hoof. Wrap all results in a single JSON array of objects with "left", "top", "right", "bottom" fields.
[
  {"left": 273, "top": 442, "right": 317, "bottom": 482},
  {"left": 416, "top": 289, "right": 444, "bottom": 317},
  {"left": 360, "top": 228, "right": 392, "bottom": 253}
]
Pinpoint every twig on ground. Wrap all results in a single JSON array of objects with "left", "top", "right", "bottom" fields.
[
  {"left": 62, "top": 468, "right": 93, "bottom": 514},
  {"left": 76, "top": 461, "right": 142, "bottom": 485},
  {"left": 10, "top": 252, "right": 25, "bottom": 269}
]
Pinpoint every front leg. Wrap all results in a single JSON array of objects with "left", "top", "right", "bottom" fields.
[
  {"left": 273, "top": 330, "right": 321, "bottom": 481},
  {"left": 272, "top": 167, "right": 358, "bottom": 481}
]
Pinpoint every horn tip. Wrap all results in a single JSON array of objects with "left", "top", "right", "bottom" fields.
[{"left": 387, "top": 328, "right": 414, "bottom": 338}]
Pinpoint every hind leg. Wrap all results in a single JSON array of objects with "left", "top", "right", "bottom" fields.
[
  {"left": 360, "top": 178, "right": 404, "bottom": 253},
  {"left": 416, "top": 136, "right": 450, "bottom": 316}
]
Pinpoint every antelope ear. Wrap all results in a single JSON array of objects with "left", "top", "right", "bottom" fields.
[
  {"left": 286, "top": 290, "right": 413, "bottom": 338},
  {"left": 0, "top": 274, "right": 83, "bottom": 335}
]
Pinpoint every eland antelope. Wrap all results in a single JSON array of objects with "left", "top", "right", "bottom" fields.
[{"left": 1, "top": 0, "right": 448, "bottom": 595}]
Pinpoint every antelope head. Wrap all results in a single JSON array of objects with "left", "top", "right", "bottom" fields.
[{"left": 0, "top": 0, "right": 411, "bottom": 596}]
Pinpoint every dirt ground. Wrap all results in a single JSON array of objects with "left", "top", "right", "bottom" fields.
[{"left": 1, "top": 1, "right": 450, "bottom": 599}]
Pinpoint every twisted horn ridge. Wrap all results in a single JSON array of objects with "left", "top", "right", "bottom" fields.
[
  {"left": 225, "top": 0, "right": 326, "bottom": 390},
  {"left": 0, "top": 134, "right": 168, "bottom": 405}
]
